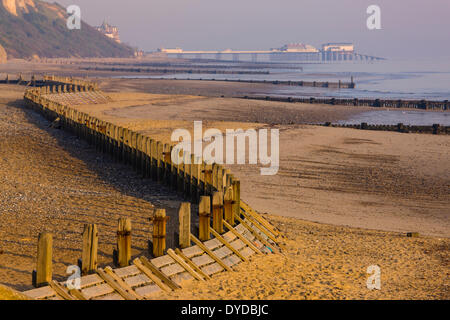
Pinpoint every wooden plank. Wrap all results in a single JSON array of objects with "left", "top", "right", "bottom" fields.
[
  {"left": 171, "top": 272, "right": 194, "bottom": 286},
  {"left": 204, "top": 238, "right": 222, "bottom": 251},
  {"left": 212, "top": 246, "right": 233, "bottom": 260},
  {"left": 222, "top": 254, "right": 242, "bottom": 268},
  {"left": 113, "top": 265, "right": 140, "bottom": 278},
  {"left": 133, "top": 258, "right": 172, "bottom": 292},
  {"left": 241, "top": 201, "right": 280, "bottom": 237},
  {"left": 239, "top": 207, "right": 278, "bottom": 243},
  {"left": 94, "top": 293, "right": 125, "bottom": 301},
  {"left": 234, "top": 214, "right": 279, "bottom": 253},
  {"left": 139, "top": 256, "right": 181, "bottom": 290},
  {"left": 68, "top": 288, "right": 88, "bottom": 300},
  {"left": 221, "top": 230, "right": 237, "bottom": 243},
  {"left": 202, "top": 263, "right": 224, "bottom": 276},
  {"left": 151, "top": 255, "right": 175, "bottom": 269},
  {"left": 191, "top": 253, "right": 215, "bottom": 267},
  {"left": 49, "top": 280, "right": 75, "bottom": 300},
  {"left": 96, "top": 268, "right": 139, "bottom": 300},
  {"left": 229, "top": 238, "right": 246, "bottom": 252},
  {"left": 181, "top": 245, "right": 203, "bottom": 258},
  {"left": 240, "top": 246, "right": 257, "bottom": 259},
  {"left": 178, "top": 202, "right": 191, "bottom": 249},
  {"left": 23, "top": 286, "right": 55, "bottom": 300},
  {"left": 160, "top": 262, "right": 185, "bottom": 277},
  {"left": 190, "top": 235, "right": 232, "bottom": 272},
  {"left": 123, "top": 273, "right": 151, "bottom": 288},
  {"left": 174, "top": 248, "right": 211, "bottom": 280},
  {"left": 210, "top": 228, "right": 247, "bottom": 262},
  {"left": 81, "top": 283, "right": 115, "bottom": 300},
  {"left": 105, "top": 267, "right": 143, "bottom": 299},
  {"left": 35, "top": 232, "right": 52, "bottom": 287},
  {"left": 223, "top": 220, "right": 261, "bottom": 254},
  {"left": 80, "top": 274, "right": 104, "bottom": 288},
  {"left": 167, "top": 249, "right": 205, "bottom": 281},
  {"left": 134, "top": 284, "right": 161, "bottom": 298}
]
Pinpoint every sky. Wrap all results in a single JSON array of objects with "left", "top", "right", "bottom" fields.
[{"left": 46, "top": 0, "right": 450, "bottom": 59}]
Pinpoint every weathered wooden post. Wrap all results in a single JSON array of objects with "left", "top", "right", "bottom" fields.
[
  {"left": 184, "top": 152, "right": 191, "bottom": 198},
  {"left": 178, "top": 203, "right": 191, "bottom": 249},
  {"left": 191, "top": 155, "right": 200, "bottom": 203},
  {"left": 33, "top": 232, "right": 52, "bottom": 288},
  {"left": 199, "top": 196, "right": 211, "bottom": 241},
  {"left": 115, "top": 218, "right": 132, "bottom": 268},
  {"left": 171, "top": 147, "right": 178, "bottom": 187},
  {"left": 81, "top": 224, "right": 98, "bottom": 275},
  {"left": 145, "top": 138, "right": 152, "bottom": 179},
  {"left": 152, "top": 209, "right": 167, "bottom": 257},
  {"left": 232, "top": 178, "right": 241, "bottom": 222},
  {"left": 212, "top": 164, "right": 219, "bottom": 192},
  {"left": 212, "top": 191, "right": 224, "bottom": 234},
  {"left": 163, "top": 144, "right": 172, "bottom": 185},
  {"left": 204, "top": 164, "right": 213, "bottom": 195},
  {"left": 433, "top": 124, "right": 440, "bottom": 135},
  {"left": 157, "top": 141, "right": 164, "bottom": 182},
  {"left": 224, "top": 186, "right": 234, "bottom": 226},
  {"left": 177, "top": 154, "right": 185, "bottom": 194}
]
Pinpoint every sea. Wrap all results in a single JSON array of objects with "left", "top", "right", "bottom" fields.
[{"left": 119, "top": 58, "right": 450, "bottom": 125}]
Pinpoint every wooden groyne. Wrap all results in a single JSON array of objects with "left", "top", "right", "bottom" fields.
[
  {"left": 153, "top": 77, "right": 356, "bottom": 89},
  {"left": 80, "top": 67, "right": 270, "bottom": 75},
  {"left": 322, "top": 122, "right": 449, "bottom": 135},
  {"left": 242, "top": 95, "right": 450, "bottom": 111},
  {"left": 0, "top": 74, "right": 100, "bottom": 91},
  {"left": 0, "top": 74, "right": 45, "bottom": 86},
  {"left": 21, "top": 76, "right": 282, "bottom": 300},
  {"left": 23, "top": 204, "right": 274, "bottom": 300}
]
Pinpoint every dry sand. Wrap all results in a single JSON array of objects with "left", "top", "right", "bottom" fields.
[
  {"left": 0, "top": 85, "right": 186, "bottom": 291},
  {"left": 72, "top": 92, "right": 450, "bottom": 237},
  {"left": 158, "top": 214, "right": 449, "bottom": 300}
]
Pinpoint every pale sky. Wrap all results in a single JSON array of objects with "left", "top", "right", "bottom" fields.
[{"left": 46, "top": 0, "right": 450, "bottom": 59}]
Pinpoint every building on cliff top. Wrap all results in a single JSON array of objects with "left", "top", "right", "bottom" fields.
[{"left": 95, "top": 20, "right": 121, "bottom": 44}]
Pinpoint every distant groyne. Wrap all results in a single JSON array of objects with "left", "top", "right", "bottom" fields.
[
  {"left": 242, "top": 95, "right": 450, "bottom": 111},
  {"left": 321, "top": 122, "right": 449, "bottom": 135}
]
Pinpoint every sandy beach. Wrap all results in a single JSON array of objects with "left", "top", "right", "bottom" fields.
[{"left": 0, "top": 79, "right": 448, "bottom": 299}]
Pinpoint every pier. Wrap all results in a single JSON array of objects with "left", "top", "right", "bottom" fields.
[{"left": 159, "top": 44, "right": 385, "bottom": 63}]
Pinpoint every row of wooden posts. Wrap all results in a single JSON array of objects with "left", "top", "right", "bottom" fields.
[
  {"left": 24, "top": 85, "right": 241, "bottom": 209},
  {"left": 24, "top": 78, "right": 243, "bottom": 288},
  {"left": 42, "top": 75, "right": 99, "bottom": 91},
  {"left": 33, "top": 194, "right": 243, "bottom": 288}
]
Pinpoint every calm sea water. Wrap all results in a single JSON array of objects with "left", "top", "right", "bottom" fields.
[
  {"left": 337, "top": 110, "right": 450, "bottom": 126},
  {"left": 119, "top": 58, "right": 450, "bottom": 125}
]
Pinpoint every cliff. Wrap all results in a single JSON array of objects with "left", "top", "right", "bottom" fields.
[{"left": 0, "top": 0, "right": 135, "bottom": 59}]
